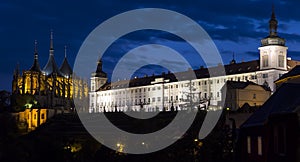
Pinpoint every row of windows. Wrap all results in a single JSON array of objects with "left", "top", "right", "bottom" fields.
[
  {"left": 95, "top": 90, "right": 223, "bottom": 105},
  {"left": 92, "top": 72, "right": 275, "bottom": 98},
  {"left": 247, "top": 131, "right": 286, "bottom": 157},
  {"left": 262, "top": 54, "right": 285, "bottom": 68},
  {"left": 247, "top": 136, "right": 262, "bottom": 155},
  {"left": 28, "top": 113, "right": 45, "bottom": 120}
]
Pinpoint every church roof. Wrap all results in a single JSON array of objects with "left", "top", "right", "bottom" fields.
[
  {"left": 43, "top": 54, "right": 63, "bottom": 76},
  {"left": 29, "top": 55, "right": 41, "bottom": 72},
  {"left": 60, "top": 57, "right": 73, "bottom": 77},
  {"left": 241, "top": 83, "right": 300, "bottom": 128},
  {"left": 276, "top": 65, "right": 300, "bottom": 82},
  {"left": 225, "top": 80, "right": 270, "bottom": 91}
]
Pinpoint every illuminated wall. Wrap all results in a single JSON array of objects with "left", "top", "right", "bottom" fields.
[
  {"left": 12, "top": 70, "right": 88, "bottom": 110},
  {"left": 17, "top": 108, "right": 48, "bottom": 131}
]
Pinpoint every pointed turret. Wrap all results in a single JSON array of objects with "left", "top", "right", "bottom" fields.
[
  {"left": 91, "top": 58, "right": 107, "bottom": 92},
  {"left": 260, "top": 6, "right": 285, "bottom": 47},
  {"left": 43, "top": 31, "right": 63, "bottom": 76},
  {"left": 230, "top": 52, "right": 236, "bottom": 64},
  {"left": 259, "top": 6, "right": 288, "bottom": 72},
  {"left": 60, "top": 46, "right": 73, "bottom": 77},
  {"left": 93, "top": 59, "right": 107, "bottom": 78},
  {"left": 269, "top": 5, "right": 278, "bottom": 37},
  {"left": 29, "top": 40, "right": 41, "bottom": 72}
]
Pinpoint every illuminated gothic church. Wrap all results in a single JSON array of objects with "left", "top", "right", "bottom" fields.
[{"left": 12, "top": 32, "right": 88, "bottom": 111}]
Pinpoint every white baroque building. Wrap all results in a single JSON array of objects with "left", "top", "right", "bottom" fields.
[{"left": 89, "top": 10, "right": 300, "bottom": 113}]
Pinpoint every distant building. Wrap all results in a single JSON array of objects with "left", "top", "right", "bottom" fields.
[
  {"left": 222, "top": 81, "right": 271, "bottom": 111},
  {"left": 12, "top": 108, "right": 62, "bottom": 132},
  {"left": 11, "top": 32, "right": 88, "bottom": 111},
  {"left": 238, "top": 83, "right": 300, "bottom": 162},
  {"left": 89, "top": 9, "right": 300, "bottom": 113}
]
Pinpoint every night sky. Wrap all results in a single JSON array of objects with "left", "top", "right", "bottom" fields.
[{"left": 1, "top": 0, "right": 300, "bottom": 91}]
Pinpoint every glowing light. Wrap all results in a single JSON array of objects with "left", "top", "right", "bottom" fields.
[
  {"left": 24, "top": 103, "right": 33, "bottom": 108},
  {"left": 116, "top": 143, "right": 125, "bottom": 153}
]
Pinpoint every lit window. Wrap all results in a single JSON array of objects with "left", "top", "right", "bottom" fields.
[
  {"left": 278, "top": 55, "right": 284, "bottom": 67},
  {"left": 258, "top": 136, "right": 262, "bottom": 155},
  {"left": 262, "top": 55, "right": 268, "bottom": 67},
  {"left": 247, "top": 136, "right": 251, "bottom": 154}
]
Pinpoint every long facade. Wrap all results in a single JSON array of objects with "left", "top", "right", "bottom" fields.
[{"left": 89, "top": 10, "right": 300, "bottom": 113}]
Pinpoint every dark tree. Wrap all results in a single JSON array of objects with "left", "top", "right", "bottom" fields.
[{"left": 0, "top": 90, "right": 11, "bottom": 112}]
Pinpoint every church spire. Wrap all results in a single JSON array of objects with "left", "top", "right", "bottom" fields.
[
  {"left": 60, "top": 45, "right": 73, "bottom": 77},
  {"left": 261, "top": 6, "right": 285, "bottom": 47},
  {"left": 64, "top": 45, "right": 67, "bottom": 58},
  {"left": 34, "top": 40, "right": 38, "bottom": 55},
  {"left": 43, "top": 31, "right": 62, "bottom": 76},
  {"left": 230, "top": 52, "right": 236, "bottom": 64},
  {"left": 50, "top": 30, "right": 54, "bottom": 55},
  {"left": 29, "top": 40, "right": 41, "bottom": 72},
  {"left": 269, "top": 5, "right": 278, "bottom": 37}
]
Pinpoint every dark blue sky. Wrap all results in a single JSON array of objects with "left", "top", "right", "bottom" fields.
[{"left": 1, "top": 0, "right": 300, "bottom": 91}]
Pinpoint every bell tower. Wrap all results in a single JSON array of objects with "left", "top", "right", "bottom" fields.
[
  {"left": 90, "top": 59, "right": 107, "bottom": 92},
  {"left": 259, "top": 7, "right": 288, "bottom": 71}
]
